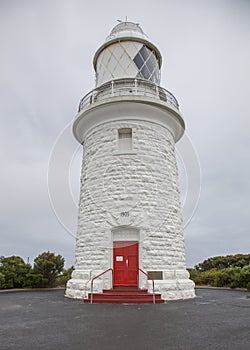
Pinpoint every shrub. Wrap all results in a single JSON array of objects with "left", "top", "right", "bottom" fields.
[
  {"left": 215, "top": 268, "right": 241, "bottom": 288},
  {"left": 23, "top": 272, "right": 48, "bottom": 288},
  {"left": 0, "top": 272, "right": 5, "bottom": 289},
  {"left": 188, "top": 268, "right": 217, "bottom": 286},
  {"left": 238, "top": 264, "right": 250, "bottom": 288},
  {"left": 56, "top": 266, "right": 74, "bottom": 287}
]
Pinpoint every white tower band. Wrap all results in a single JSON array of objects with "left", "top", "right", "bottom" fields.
[{"left": 66, "top": 21, "right": 195, "bottom": 301}]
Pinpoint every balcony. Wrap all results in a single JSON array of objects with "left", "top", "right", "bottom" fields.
[{"left": 78, "top": 78, "right": 179, "bottom": 112}]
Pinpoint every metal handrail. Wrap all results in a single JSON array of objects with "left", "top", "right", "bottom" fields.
[
  {"left": 78, "top": 78, "right": 179, "bottom": 112},
  {"left": 138, "top": 267, "right": 155, "bottom": 304},
  {"left": 84, "top": 271, "right": 92, "bottom": 298},
  {"left": 90, "top": 268, "right": 113, "bottom": 304}
]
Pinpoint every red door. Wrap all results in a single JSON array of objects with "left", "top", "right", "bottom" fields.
[{"left": 113, "top": 241, "right": 138, "bottom": 287}]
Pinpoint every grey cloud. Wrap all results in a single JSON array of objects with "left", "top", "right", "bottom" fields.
[{"left": 0, "top": 0, "right": 249, "bottom": 267}]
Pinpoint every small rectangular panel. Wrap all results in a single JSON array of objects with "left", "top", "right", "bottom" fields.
[
  {"left": 147, "top": 271, "right": 163, "bottom": 280},
  {"left": 116, "top": 256, "right": 123, "bottom": 262}
]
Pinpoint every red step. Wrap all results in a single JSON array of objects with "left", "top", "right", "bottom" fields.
[{"left": 84, "top": 287, "right": 164, "bottom": 304}]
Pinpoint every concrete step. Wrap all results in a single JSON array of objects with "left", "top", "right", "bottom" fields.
[
  {"left": 102, "top": 290, "right": 149, "bottom": 295},
  {"left": 84, "top": 287, "right": 164, "bottom": 304},
  {"left": 84, "top": 298, "right": 164, "bottom": 304}
]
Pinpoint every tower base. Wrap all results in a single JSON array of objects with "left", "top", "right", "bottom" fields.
[{"left": 65, "top": 268, "right": 195, "bottom": 301}]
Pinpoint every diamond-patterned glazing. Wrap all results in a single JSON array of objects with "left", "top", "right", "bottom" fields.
[
  {"left": 133, "top": 45, "right": 160, "bottom": 83},
  {"left": 95, "top": 41, "right": 160, "bottom": 86}
]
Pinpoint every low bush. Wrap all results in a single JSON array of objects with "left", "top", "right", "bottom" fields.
[{"left": 189, "top": 262, "right": 250, "bottom": 289}]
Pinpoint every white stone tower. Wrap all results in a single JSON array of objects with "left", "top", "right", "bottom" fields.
[{"left": 66, "top": 21, "right": 195, "bottom": 301}]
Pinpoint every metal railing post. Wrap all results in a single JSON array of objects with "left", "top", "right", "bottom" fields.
[
  {"left": 155, "top": 84, "right": 159, "bottom": 98},
  {"left": 111, "top": 80, "right": 114, "bottom": 96},
  {"left": 138, "top": 267, "right": 155, "bottom": 304},
  {"left": 135, "top": 79, "right": 138, "bottom": 94},
  {"left": 90, "top": 280, "right": 93, "bottom": 304},
  {"left": 152, "top": 281, "right": 155, "bottom": 304},
  {"left": 89, "top": 268, "right": 113, "bottom": 305},
  {"left": 111, "top": 269, "right": 114, "bottom": 290}
]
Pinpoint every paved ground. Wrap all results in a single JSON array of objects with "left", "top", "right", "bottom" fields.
[{"left": 0, "top": 288, "right": 249, "bottom": 350}]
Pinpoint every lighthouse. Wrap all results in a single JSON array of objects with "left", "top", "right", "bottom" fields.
[{"left": 65, "top": 21, "right": 195, "bottom": 302}]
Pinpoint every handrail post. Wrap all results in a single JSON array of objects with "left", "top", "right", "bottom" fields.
[
  {"left": 152, "top": 280, "right": 155, "bottom": 304},
  {"left": 89, "top": 268, "right": 113, "bottom": 304},
  {"left": 111, "top": 269, "right": 114, "bottom": 290},
  {"left": 138, "top": 267, "right": 155, "bottom": 304},
  {"left": 90, "top": 280, "right": 93, "bottom": 304}
]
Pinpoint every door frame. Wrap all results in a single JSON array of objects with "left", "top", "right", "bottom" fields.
[
  {"left": 111, "top": 226, "right": 140, "bottom": 287},
  {"left": 113, "top": 240, "right": 139, "bottom": 287}
]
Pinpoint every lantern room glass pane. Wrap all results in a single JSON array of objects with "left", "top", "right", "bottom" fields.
[
  {"left": 134, "top": 54, "right": 144, "bottom": 70},
  {"left": 133, "top": 45, "right": 160, "bottom": 83}
]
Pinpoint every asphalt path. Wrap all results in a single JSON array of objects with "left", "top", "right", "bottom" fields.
[{"left": 0, "top": 288, "right": 249, "bottom": 350}]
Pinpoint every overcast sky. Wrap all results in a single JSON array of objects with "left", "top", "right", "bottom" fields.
[{"left": 0, "top": 0, "right": 249, "bottom": 268}]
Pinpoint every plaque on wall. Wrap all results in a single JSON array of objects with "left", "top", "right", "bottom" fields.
[{"left": 147, "top": 271, "right": 163, "bottom": 280}]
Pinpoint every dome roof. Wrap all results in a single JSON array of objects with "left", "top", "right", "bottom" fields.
[
  {"left": 111, "top": 21, "right": 144, "bottom": 34},
  {"left": 106, "top": 21, "right": 148, "bottom": 42},
  {"left": 93, "top": 21, "right": 162, "bottom": 71}
]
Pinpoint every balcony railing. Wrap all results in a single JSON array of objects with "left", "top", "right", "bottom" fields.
[{"left": 78, "top": 78, "right": 179, "bottom": 112}]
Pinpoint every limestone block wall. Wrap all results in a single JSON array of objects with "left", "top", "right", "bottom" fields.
[{"left": 65, "top": 118, "right": 195, "bottom": 300}]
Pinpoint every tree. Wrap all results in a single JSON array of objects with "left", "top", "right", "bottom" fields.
[
  {"left": 195, "top": 254, "right": 250, "bottom": 271},
  {"left": 23, "top": 271, "right": 48, "bottom": 288},
  {"left": 191, "top": 254, "right": 250, "bottom": 289},
  {"left": 33, "top": 251, "right": 65, "bottom": 287},
  {"left": 0, "top": 256, "right": 31, "bottom": 289}
]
